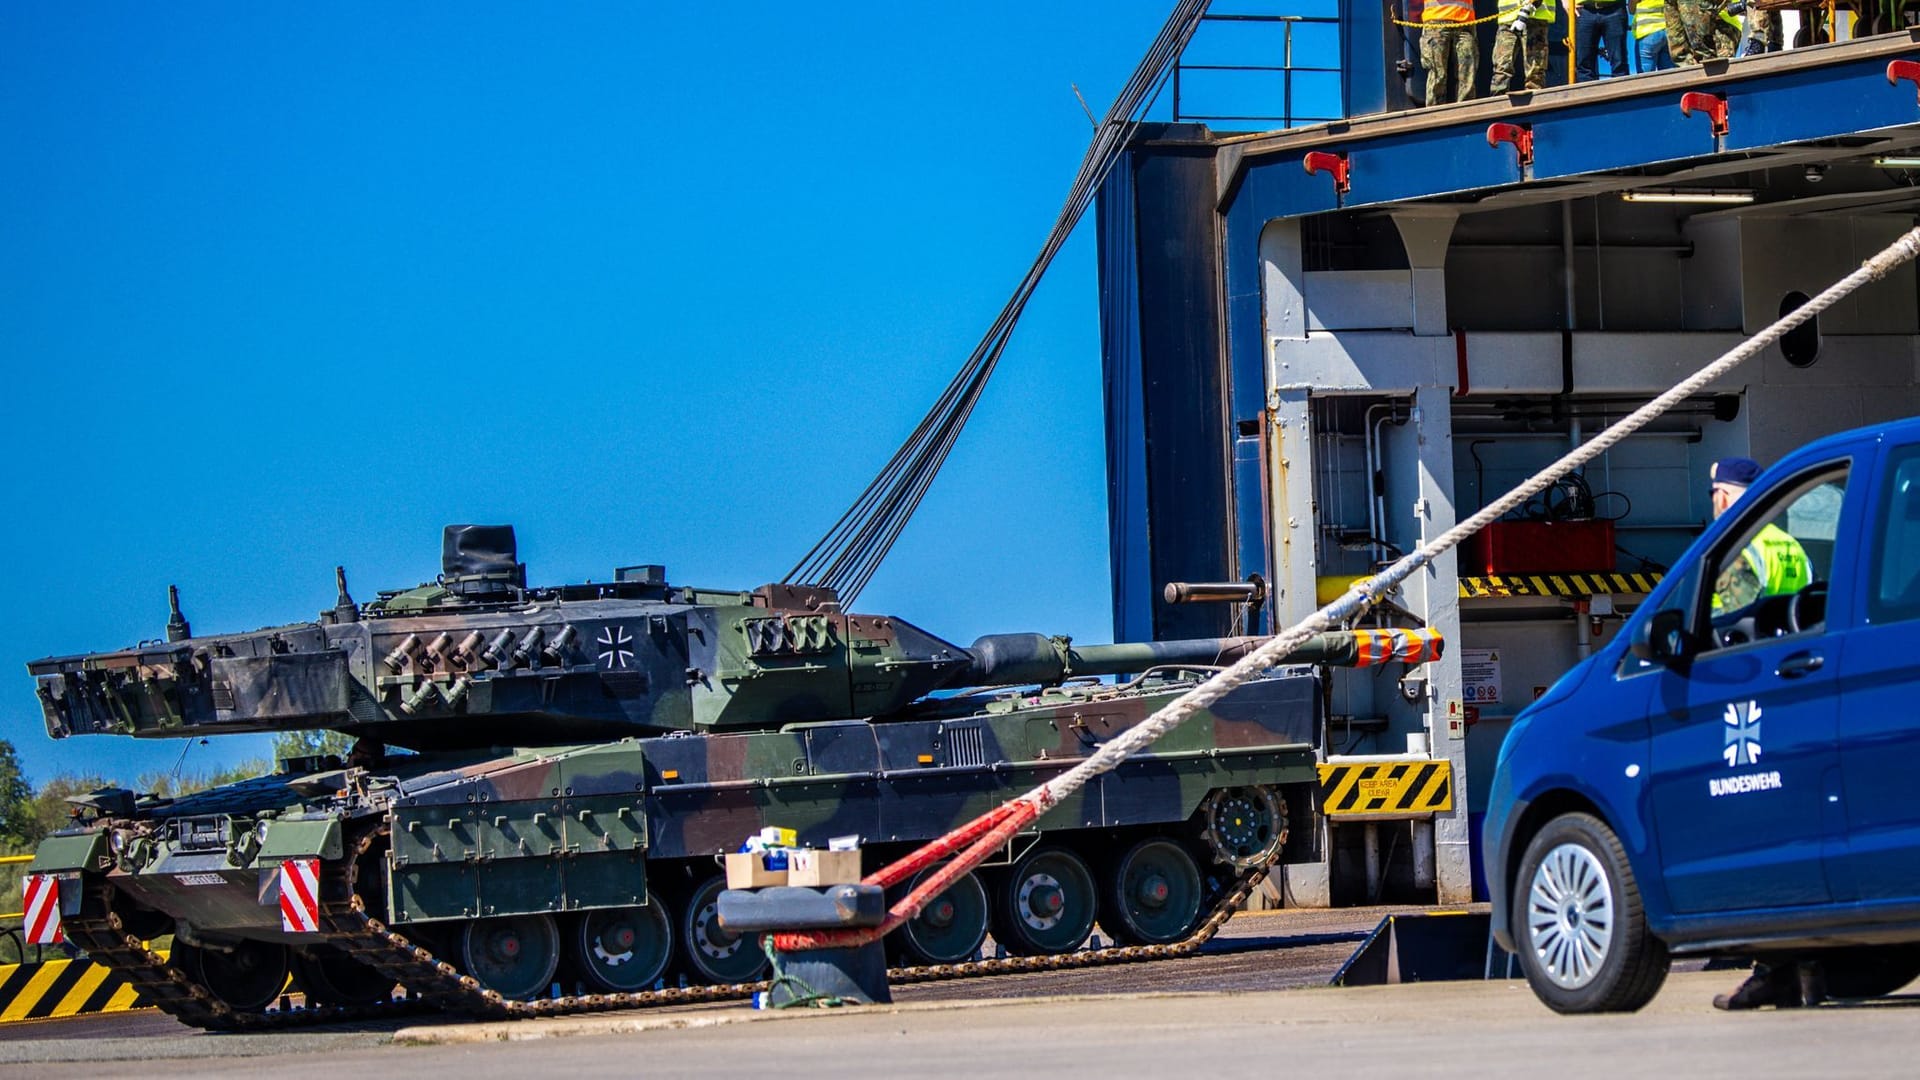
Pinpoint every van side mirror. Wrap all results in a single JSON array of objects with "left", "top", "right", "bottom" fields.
[{"left": 1630, "top": 609, "right": 1692, "bottom": 664}]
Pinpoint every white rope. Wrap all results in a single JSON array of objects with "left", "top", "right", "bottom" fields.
[{"left": 1027, "top": 224, "right": 1920, "bottom": 811}]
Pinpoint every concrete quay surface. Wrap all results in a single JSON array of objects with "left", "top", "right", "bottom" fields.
[
  {"left": 0, "top": 906, "right": 1911, "bottom": 1077},
  {"left": 2, "top": 970, "right": 1916, "bottom": 1078}
]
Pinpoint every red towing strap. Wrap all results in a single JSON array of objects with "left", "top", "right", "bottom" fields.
[{"left": 775, "top": 796, "right": 1046, "bottom": 952}]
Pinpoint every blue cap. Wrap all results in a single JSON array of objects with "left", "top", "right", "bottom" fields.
[{"left": 1711, "top": 457, "right": 1762, "bottom": 487}]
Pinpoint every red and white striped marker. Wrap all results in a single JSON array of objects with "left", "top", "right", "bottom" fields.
[
  {"left": 22, "top": 874, "right": 64, "bottom": 946},
  {"left": 278, "top": 858, "right": 321, "bottom": 933}
]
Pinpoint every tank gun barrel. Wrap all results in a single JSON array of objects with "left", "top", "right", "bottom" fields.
[
  {"left": 955, "top": 634, "right": 1260, "bottom": 687},
  {"left": 952, "top": 628, "right": 1439, "bottom": 688}
]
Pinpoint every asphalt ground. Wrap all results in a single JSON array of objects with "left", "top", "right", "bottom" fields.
[
  {"left": 0, "top": 906, "right": 1880, "bottom": 1077},
  {"left": 0, "top": 903, "right": 1417, "bottom": 1054}
]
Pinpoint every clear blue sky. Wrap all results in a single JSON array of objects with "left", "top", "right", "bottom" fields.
[{"left": 0, "top": 3, "right": 1337, "bottom": 788}]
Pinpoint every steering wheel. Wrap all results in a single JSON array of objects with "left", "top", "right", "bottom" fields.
[
  {"left": 1787, "top": 581, "right": 1829, "bottom": 635},
  {"left": 1714, "top": 619, "right": 1753, "bottom": 648}
]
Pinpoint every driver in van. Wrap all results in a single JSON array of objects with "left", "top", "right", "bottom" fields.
[
  {"left": 1705, "top": 455, "right": 1825, "bottom": 1011},
  {"left": 1709, "top": 457, "right": 1812, "bottom": 614}
]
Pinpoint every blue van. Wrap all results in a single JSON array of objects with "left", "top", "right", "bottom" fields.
[{"left": 1485, "top": 417, "right": 1920, "bottom": 1013}]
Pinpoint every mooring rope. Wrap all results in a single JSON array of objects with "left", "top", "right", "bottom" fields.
[{"left": 776, "top": 223, "right": 1920, "bottom": 952}]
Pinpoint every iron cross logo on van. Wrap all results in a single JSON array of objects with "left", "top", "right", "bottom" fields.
[
  {"left": 1484, "top": 418, "right": 1920, "bottom": 1014},
  {"left": 1722, "top": 700, "right": 1762, "bottom": 767}
]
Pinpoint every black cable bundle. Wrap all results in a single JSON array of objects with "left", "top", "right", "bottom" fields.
[{"left": 785, "top": 0, "right": 1214, "bottom": 603}]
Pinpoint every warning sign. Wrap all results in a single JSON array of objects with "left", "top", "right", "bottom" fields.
[
  {"left": 1318, "top": 760, "right": 1454, "bottom": 815},
  {"left": 1462, "top": 648, "right": 1502, "bottom": 705}
]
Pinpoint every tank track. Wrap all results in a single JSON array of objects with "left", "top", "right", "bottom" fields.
[
  {"left": 60, "top": 877, "right": 429, "bottom": 1032},
  {"left": 62, "top": 820, "right": 1283, "bottom": 1030}
]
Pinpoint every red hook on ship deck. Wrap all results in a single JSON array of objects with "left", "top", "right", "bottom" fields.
[
  {"left": 1303, "top": 150, "right": 1350, "bottom": 196},
  {"left": 1888, "top": 59, "right": 1920, "bottom": 105},
  {"left": 1486, "top": 123, "right": 1534, "bottom": 170},
  {"left": 1679, "top": 91, "right": 1729, "bottom": 138}
]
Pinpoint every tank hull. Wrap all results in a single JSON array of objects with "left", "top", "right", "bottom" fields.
[{"left": 31, "top": 666, "right": 1319, "bottom": 1006}]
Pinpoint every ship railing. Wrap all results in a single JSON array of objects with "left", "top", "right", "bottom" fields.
[{"left": 1173, "top": 8, "right": 1342, "bottom": 130}]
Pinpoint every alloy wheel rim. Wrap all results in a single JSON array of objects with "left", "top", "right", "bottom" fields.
[{"left": 1524, "top": 841, "right": 1616, "bottom": 990}]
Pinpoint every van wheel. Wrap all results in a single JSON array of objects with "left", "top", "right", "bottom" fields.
[
  {"left": 1511, "top": 812, "right": 1669, "bottom": 1013},
  {"left": 1821, "top": 945, "right": 1920, "bottom": 1000}
]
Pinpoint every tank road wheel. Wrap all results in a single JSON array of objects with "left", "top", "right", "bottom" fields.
[
  {"left": 1200, "top": 786, "right": 1288, "bottom": 869},
  {"left": 290, "top": 945, "right": 396, "bottom": 1007},
  {"left": 990, "top": 846, "right": 1097, "bottom": 956},
  {"left": 892, "top": 868, "right": 990, "bottom": 965},
  {"left": 571, "top": 898, "right": 674, "bottom": 993},
  {"left": 680, "top": 875, "right": 771, "bottom": 985},
  {"left": 458, "top": 913, "right": 561, "bottom": 1001},
  {"left": 1512, "top": 813, "right": 1669, "bottom": 1014},
  {"left": 177, "top": 939, "right": 290, "bottom": 1013},
  {"left": 1099, "top": 838, "right": 1204, "bottom": 946}
]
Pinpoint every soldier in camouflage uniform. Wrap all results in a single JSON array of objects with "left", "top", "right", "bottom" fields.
[
  {"left": 1491, "top": 0, "right": 1556, "bottom": 93},
  {"left": 1707, "top": 457, "right": 1811, "bottom": 614},
  {"left": 1420, "top": 0, "right": 1480, "bottom": 104},
  {"left": 1664, "top": 0, "right": 1740, "bottom": 63}
]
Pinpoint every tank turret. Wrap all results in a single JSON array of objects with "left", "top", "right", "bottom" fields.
[{"left": 28, "top": 525, "right": 1419, "bottom": 751}]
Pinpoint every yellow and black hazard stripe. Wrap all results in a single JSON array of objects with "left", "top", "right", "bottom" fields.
[
  {"left": 1459, "top": 572, "right": 1661, "bottom": 599},
  {"left": 0, "top": 956, "right": 147, "bottom": 1022},
  {"left": 1318, "top": 760, "right": 1453, "bottom": 816}
]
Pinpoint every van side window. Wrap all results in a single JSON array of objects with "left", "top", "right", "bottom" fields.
[
  {"left": 1868, "top": 445, "right": 1920, "bottom": 625},
  {"left": 1705, "top": 467, "right": 1847, "bottom": 647}
]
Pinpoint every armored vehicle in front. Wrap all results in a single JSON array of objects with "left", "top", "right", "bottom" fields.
[{"left": 24, "top": 526, "right": 1437, "bottom": 1025}]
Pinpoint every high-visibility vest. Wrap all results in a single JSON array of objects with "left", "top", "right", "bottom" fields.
[
  {"left": 1498, "top": 0, "right": 1558, "bottom": 23},
  {"left": 1633, "top": 0, "right": 1665, "bottom": 38},
  {"left": 1744, "top": 523, "right": 1813, "bottom": 598},
  {"left": 1719, "top": 7, "right": 1743, "bottom": 30},
  {"left": 1713, "top": 522, "right": 1813, "bottom": 613},
  {"left": 1424, "top": 0, "right": 1476, "bottom": 24}
]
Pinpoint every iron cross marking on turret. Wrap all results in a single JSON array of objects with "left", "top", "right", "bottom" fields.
[{"left": 597, "top": 626, "right": 634, "bottom": 669}]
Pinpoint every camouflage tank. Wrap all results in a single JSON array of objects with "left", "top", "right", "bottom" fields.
[{"left": 23, "top": 525, "right": 1414, "bottom": 1025}]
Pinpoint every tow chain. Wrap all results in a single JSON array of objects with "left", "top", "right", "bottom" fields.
[
  {"left": 891, "top": 837, "right": 1276, "bottom": 984},
  {"left": 61, "top": 819, "right": 1283, "bottom": 1029},
  {"left": 60, "top": 888, "right": 240, "bottom": 1031}
]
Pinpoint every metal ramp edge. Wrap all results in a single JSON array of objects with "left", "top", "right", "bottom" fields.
[{"left": 1330, "top": 910, "right": 1510, "bottom": 986}]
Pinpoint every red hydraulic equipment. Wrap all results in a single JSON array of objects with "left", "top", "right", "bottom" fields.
[
  {"left": 1888, "top": 59, "right": 1920, "bottom": 104},
  {"left": 1459, "top": 520, "right": 1617, "bottom": 576},
  {"left": 1679, "top": 91, "right": 1729, "bottom": 137},
  {"left": 1486, "top": 123, "right": 1534, "bottom": 171},
  {"left": 1302, "top": 150, "right": 1351, "bottom": 196}
]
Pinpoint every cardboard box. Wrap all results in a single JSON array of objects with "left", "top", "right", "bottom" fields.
[
  {"left": 724, "top": 851, "right": 788, "bottom": 889},
  {"left": 786, "top": 848, "right": 862, "bottom": 887}
]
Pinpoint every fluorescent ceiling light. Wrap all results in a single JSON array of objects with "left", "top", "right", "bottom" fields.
[
  {"left": 1619, "top": 188, "right": 1755, "bottom": 204},
  {"left": 1873, "top": 156, "right": 1920, "bottom": 168}
]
